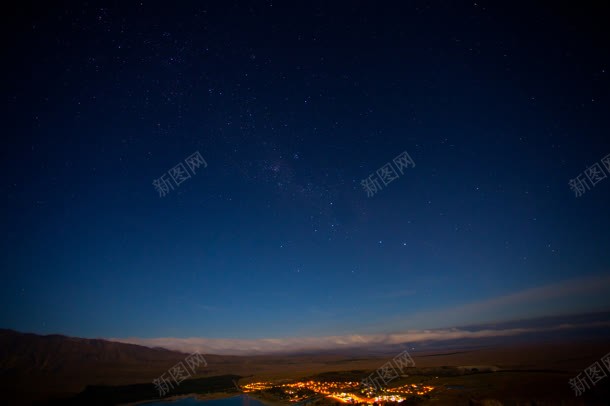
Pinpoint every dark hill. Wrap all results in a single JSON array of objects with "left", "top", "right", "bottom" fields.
[{"left": 0, "top": 329, "right": 195, "bottom": 405}]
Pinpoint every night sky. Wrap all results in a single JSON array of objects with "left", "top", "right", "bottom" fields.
[{"left": 3, "top": 1, "right": 610, "bottom": 349}]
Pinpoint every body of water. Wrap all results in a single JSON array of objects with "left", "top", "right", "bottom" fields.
[{"left": 146, "top": 394, "right": 269, "bottom": 406}]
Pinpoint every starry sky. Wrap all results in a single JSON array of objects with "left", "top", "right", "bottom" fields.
[{"left": 3, "top": 1, "right": 610, "bottom": 345}]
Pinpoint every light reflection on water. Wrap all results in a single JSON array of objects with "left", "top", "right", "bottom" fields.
[{"left": 146, "top": 394, "right": 266, "bottom": 406}]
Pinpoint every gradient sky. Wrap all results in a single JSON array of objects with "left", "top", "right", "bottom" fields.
[{"left": 3, "top": 1, "right": 610, "bottom": 344}]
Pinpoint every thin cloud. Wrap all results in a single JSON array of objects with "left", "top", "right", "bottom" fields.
[
  {"left": 392, "top": 273, "right": 610, "bottom": 329},
  {"left": 111, "top": 320, "right": 610, "bottom": 355},
  {"left": 110, "top": 274, "right": 610, "bottom": 355}
]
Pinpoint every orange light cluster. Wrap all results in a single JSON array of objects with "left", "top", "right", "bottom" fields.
[{"left": 241, "top": 379, "right": 434, "bottom": 404}]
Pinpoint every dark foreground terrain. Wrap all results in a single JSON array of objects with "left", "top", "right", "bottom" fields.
[{"left": 1, "top": 329, "right": 610, "bottom": 405}]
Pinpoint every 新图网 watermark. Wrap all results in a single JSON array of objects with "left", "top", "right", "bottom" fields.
[
  {"left": 360, "top": 349, "right": 416, "bottom": 395},
  {"left": 568, "top": 350, "right": 610, "bottom": 396},
  {"left": 361, "top": 151, "right": 415, "bottom": 198},
  {"left": 153, "top": 151, "right": 207, "bottom": 197},
  {"left": 568, "top": 153, "right": 610, "bottom": 198},
  {"left": 152, "top": 352, "right": 207, "bottom": 397}
]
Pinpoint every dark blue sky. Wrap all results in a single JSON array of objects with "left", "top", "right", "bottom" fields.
[{"left": 3, "top": 1, "right": 610, "bottom": 344}]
